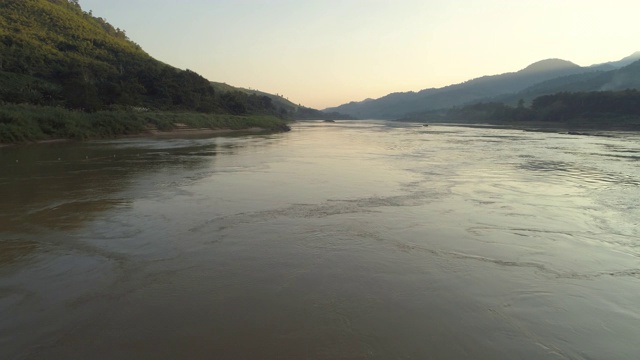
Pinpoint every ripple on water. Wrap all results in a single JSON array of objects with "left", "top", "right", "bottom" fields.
[
  {"left": 0, "top": 238, "right": 39, "bottom": 266},
  {"left": 2, "top": 122, "right": 640, "bottom": 359}
]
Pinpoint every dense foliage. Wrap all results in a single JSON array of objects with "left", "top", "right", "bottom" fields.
[
  {"left": 0, "top": 0, "right": 283, "bottom": 116},
  {"left": 0, "top": 104, "right": 288, "bottom": 143},
  {"left": 0, "top": 0, "right": 303, "bottom": 143},
  {"left": 441, "top": 90, "right": 640, "bottom": 129},
  {"left": 210, "top": 82, "right": 356, "bottom": 120}
]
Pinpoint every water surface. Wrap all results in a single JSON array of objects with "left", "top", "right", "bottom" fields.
[{"left": 1, "top": 121, "right": 639, "bottom": 359}]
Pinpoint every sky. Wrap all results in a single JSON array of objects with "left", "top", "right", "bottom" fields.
[{"left": 80, "top": 0, "right": 640, "bottom": 109}]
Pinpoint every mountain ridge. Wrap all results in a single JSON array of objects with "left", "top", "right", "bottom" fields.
[
  {"left": 473, "top": 58, "right": 640, "bottom": 108},
  {"left": 519, "top": 59, "right": 579, "bottom": 74},
  {"left": 325, "top": 53, "right": 640, "bottom": 120}
]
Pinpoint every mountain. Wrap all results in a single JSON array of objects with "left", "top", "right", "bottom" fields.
[
  {"left": 0, "top": 0, "right": 336, "bottom": 121},
  {"left": 485, "top": 59, "right": 640, "bottom": 106},
  {"left": 0, "top": 0, "right": 303, "bottom": 143},
  {"left": 519, "top": 59, "right": 578, "bottom": 74},
  {"left": 210, "top": 82, "right": 355, "bottom": 120},
  {"left": 0, "top": 0, "right": 233, "bottom": 113},
  {"left": 436, "top": 89, "right": 640, "bottom": 130},
  {"left": 325, "top": 55, "right": 639, "bottom": 120},
  {"left": 589, "top": 51, "right": 640, "bottom": 71}
]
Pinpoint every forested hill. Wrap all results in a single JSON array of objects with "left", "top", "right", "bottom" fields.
[
  {"left": 210, "top": 82, "right": 356, "bottom": 120},
  {"left": 0, "top": 0, "right": 280, "bottom": 116},
  {"left": 437, "top": 90, "right": 640, "bottom": 130}
]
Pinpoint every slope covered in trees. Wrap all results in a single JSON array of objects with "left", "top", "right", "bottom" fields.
[
  {"left": 1, "top": 0, "right": 222, "bottom": 111},
  {"left": 0, "top": 0, "right": 298, "bottom": 142},
  {"left": 437, "top": 90, "right": 640, "bottom": 130},
  {"left": 210, "top": 82, "right": 355, "bottom": 120},
  {"left": 0, "top": 0, "right": 350, "bottom": 118}
]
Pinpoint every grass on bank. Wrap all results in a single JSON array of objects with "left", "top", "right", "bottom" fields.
[{"left": 0, "top": 104, "right": 290, "bottom": 144}]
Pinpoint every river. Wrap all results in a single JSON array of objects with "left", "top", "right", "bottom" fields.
[{"left": 1, "top": 121, "right": 639, "bottom": 359}]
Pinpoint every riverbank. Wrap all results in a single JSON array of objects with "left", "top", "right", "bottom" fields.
[
  {"left": 0, "top": 126, "right": 286, "bottom": 148},
  {"left": 408, "top": 120, "right": 640, "bottom": 135},
  {"left": 0, "top": 104, "right": 291, "bottom": 145}
]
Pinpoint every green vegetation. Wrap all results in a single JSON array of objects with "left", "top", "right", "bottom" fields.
[
  {"left": 0, "top": 104, "right": 289, "bottom": 143},
  {"left": 0, "top": 104, "right": 145, "bottom": 142},
  {"left": 0, "top": 0, "right": 222, "bottom": 112},
  {"left": 210, "top": 82, "right": 356, "bottom": 120},
  {"left": 438, "top": 90, "right": 640, "bottom": 129},
  {"left": 0, "top": 0, "right": 295, "bottom": 144},
  {"left": 143, "top": 112, "right": 291, "bottom": 132}
]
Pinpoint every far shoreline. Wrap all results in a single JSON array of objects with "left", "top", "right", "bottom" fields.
[{"left": 403, "top": 121, "right": 640, "bottom": 135}]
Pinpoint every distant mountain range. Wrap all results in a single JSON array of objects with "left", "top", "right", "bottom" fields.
[{"left": 325, "top": 52, "right": 640, "bottom": 120}]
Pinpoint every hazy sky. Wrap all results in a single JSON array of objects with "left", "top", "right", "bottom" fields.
[{"left": 80, "top": 0, "right": 640, "bottom": 109}]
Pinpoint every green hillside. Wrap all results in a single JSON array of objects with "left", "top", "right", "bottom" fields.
[
  {"left": 1, "top": 0, "right": 215, "bottom": 111},
  {"left": 210, "top": 82, "right": 356, "bottom": 120},
  {"left": 0, "top": 0, "right": 293, "bottom": 143},
  {"left": 211, "top": 82, "right": 299, "bottom": 114}
]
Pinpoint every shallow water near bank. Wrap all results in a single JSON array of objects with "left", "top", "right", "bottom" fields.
[{"left": 1, "top": 121, "right": 639, "bottom": 359}]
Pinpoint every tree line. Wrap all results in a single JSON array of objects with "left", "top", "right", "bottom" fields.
[
  {"left": 442, "top": 90, "right": 640, "bottom": 128},
  {"left": 0, "top": 0, "right": 283, "bottom": 117}
]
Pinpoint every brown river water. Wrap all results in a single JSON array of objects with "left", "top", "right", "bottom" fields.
[{"left": 1, "top": 121, "right": 639, "bottom": 359}]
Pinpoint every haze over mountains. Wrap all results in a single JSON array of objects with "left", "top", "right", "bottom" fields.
[{"left": 325, "top": 52, "right": 640, "bottom": 120}]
